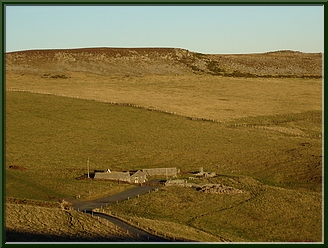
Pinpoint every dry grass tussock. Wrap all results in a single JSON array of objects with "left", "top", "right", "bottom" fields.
[{"left": 5, "top": 203, "right": 140, "bottom": 242}]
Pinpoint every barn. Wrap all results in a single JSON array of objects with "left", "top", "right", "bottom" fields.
[
  {"left": 94, "top": 171, "right": 130, "bottom": 182},
  {"left": 94, "top": 170, "right": 147, "bottom": 184}
]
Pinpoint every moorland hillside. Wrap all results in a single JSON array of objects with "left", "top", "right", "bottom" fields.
[{"left": 6, "top": 47, "right": 322, "bottom": 78}]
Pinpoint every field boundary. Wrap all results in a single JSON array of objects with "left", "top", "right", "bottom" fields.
[
  {"left": 7, "top": 88, "right": 321, "bottom": 139},
  {"left": 6, "top": 88, "right": 222, "bottom": 123}
]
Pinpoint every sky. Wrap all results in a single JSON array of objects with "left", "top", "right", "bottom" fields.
[{"left": 5, "top": 5, "right": 324, "bottom": 54}]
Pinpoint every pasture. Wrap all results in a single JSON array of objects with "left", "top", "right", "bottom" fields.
[
  {"left": 6, "top": 73, "right": 322, "bottom": 122},
  {"left": 5, "top": 73, "right": 322, "bottom": 242},
  {"left": 6, "top": 88, "right": 322, "bottom": 200},
  {"left": 102, "top": 177, "right": 322, "bottom": 242}
]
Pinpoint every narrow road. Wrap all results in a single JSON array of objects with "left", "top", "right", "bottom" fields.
[
  {"left": 90, "top": 212, "right": 170, "bottom": 242},
  {"left": 67, "top": 181, "right": 175, "bottom": 242},
  {"left": 70, "top": 184, "right": 157, "bottom": 212}
]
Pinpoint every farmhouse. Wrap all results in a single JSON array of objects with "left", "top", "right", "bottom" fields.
[
  {"left": 131, "top": 170, "right": 147, "bottom": 184},
  {"left": 94, "top": 170, "right": 147, "bottom": 184}
]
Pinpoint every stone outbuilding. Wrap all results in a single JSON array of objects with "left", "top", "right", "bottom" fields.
[
  {"left": 194, "top": 167, "right": 216, "bottom": 178},
  {"left": 94, "top": 171, "right": 131, "bottom": 182},
  {"left": 94, "top": 169, "right": 148, "bottom": 184}
]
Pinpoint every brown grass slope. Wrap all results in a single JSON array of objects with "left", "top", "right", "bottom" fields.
[
  {"left": 6, "top": 200, "right": 142, "bottom": 242},
  {"left": 6, "top": 47, "right": 322, "bottom": 78}
]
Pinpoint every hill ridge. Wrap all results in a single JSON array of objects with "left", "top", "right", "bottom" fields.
[{"left": 6, "top": 47, "right": 322, "bottom": 78}]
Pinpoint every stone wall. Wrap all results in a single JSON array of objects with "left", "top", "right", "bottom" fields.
[
  {"left": 196, "top": 184, "right": 244, "bottom": 194},
  {"left": 165, "top": 179, "right": 187, "bottom": 186},
  {"left": 142, "top": 168, "right": 178, "bottom": 177}
]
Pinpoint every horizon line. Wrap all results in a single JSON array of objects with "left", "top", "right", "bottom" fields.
[{"left": 5, "top": 46, "right": 323, "bottom": 55}]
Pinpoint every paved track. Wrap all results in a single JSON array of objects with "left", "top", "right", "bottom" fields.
[
  {"left": 71, "top": 184, "right": 157, "bottom": 211},
  {"left": 68, "top": 183, "right": 177, "bottom": 242},
  {"left": 90, "top": 212, "right": 170, "bottom": 242}
]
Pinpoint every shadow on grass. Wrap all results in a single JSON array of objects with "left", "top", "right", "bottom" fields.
[{"left": 5, "top": 228, "right": 143, "bottom": 242}]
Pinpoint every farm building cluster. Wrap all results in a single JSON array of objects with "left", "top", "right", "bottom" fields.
[
  {"left": 92, "top": 166, "right": 216, "bottom": 185},
  {"left": 94, "top": 167, "right": 180, "bottom": 184}
]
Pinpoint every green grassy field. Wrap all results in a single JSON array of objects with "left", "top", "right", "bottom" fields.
[
  {"left": 102, "top": 177, "right": 321, "bottom": 242},
  {"left": 6, "top": 90, "right": 321, "bottom": 201},
  {"left": 5, "top": 78, "right": 322, "bottom": 242}
]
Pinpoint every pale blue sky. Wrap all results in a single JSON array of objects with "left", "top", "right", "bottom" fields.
[{"left": 5, "top": 5, "right": 324, "bottom": 54}]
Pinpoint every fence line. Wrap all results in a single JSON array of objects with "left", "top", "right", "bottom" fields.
[
  {"left": 9, "top": 88, "right": 320, "bottom": 139},
  {"left": 97, "top": 210, "right": 190, "bottom": 242},
  {"left": 6, "top": 88, "right": 222, "bottom": 124}
]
